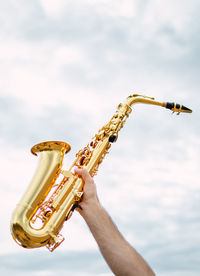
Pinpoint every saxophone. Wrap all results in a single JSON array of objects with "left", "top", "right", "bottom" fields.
[{"left": 10, "top": 94, "right": 192, "bottom": 252}]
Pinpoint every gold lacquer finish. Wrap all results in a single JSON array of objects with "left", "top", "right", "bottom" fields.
[{"left": 10, "top": 94, "right": 192, "bottom": 251}]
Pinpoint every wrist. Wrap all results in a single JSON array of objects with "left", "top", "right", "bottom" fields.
[{"left": 79, "top": 199, "right": 103, "bottom": 219}]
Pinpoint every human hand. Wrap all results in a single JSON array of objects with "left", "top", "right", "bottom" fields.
[{"left": 74, "top": 168, "right": 100, "bottom": 213}]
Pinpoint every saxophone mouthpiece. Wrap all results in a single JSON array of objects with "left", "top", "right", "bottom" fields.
[{"left": 165, "top": 102, "right": 192, "bottom": 114}]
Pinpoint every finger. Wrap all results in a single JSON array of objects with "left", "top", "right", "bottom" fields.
[{"left": 74, "top": 168, "right": 94, "bottom": 184}]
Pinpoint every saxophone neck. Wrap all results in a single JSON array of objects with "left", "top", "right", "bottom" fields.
[
  {"left": 107, "top": 94, "right": 192, "bottom": 142},
  {"left": 126, "top": 94, "right": 161, "bottom": 108},
  {"left": 126, "top": 94, "right": 192, "bottom": 114}
]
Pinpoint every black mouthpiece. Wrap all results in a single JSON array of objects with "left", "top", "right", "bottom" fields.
[
  {"left": 166, "top": 102, "right": 192, "bottom": 113},
  {"left": 181, "top": 105, "right": 192, "bottom": 112}
]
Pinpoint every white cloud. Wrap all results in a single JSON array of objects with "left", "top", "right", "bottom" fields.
[
  {"left": 94, "top": 0, "right": 138, "bottom": 18},
  {"left": 40, "top": 0, "right": 67, "bottom": 18},
  {"left": 0, "top": 0, "right": 199, "bottom": 275},
  {"left": 40, "top": 0, "right": 138, "bottom": 19},
  {"left": 0, "top": 39, "right": 106, "bottom": 117},
  {"left": 142, "top": 0, "right": 197, "bottom": 34},
  {"left": 54, "top": 45, "right": 86, "bottom": 65}
]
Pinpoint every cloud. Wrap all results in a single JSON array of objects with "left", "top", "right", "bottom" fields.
[
  {"left": 1, "top": 0, "right": 199, "bottom": 107},
  {"left": 40, "top": 0, "right": 139, "bottom": 19},
  {"left": 0, "top": 1, "right": 199, "bottom": 276},
  {"left": 0, "top": 250, "right": 111, "bottom": 276},
  {"left": 40, "top": 0, "right": 67, "bottom": 18}
]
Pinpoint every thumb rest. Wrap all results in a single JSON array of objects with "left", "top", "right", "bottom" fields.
[{"left": 10, "top": 94, "right": 192, "bottom": 251}]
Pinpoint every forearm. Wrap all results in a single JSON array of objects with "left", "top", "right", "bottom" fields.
[
  {"left": 80, "top": 201, "right": 155, "bottom": 276},
  {"left": 74, "top": 168, "right": 155, "bottom": 276}
]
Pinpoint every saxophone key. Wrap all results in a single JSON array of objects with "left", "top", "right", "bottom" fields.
[
  {"left": 61, "top": 170, "right": 73, "bottom": 178},
  {"left": 73, "top": 190, "right": 84, "bottom": 201}
]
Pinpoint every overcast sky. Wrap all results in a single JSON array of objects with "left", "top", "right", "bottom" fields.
[{"left": 0, "top": 0, "right": 199, "bottom": 275}]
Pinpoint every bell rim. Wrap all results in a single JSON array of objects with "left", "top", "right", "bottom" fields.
[{"left": 31, "top": 141, "right": 71, "bottom": 156}]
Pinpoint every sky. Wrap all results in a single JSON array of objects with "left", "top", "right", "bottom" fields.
[{"left": 0, "top": 0, "right": 199, "bottom": 275}]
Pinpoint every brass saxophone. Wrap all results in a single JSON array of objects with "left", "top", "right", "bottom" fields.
[{"left": 10, "top": 94, "right": 192, "bottom": 252}]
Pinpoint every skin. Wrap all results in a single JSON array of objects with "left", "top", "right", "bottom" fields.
[{"left": 74, "top": 168, "right": 155, "bottom": 276}]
